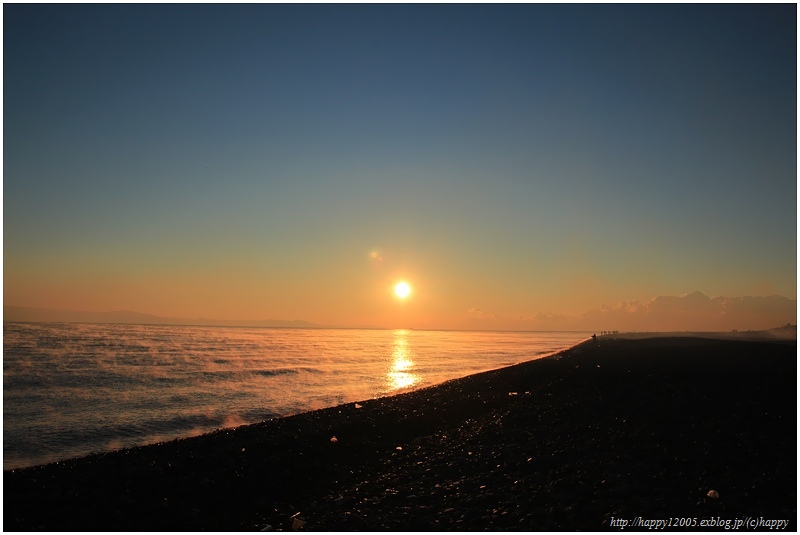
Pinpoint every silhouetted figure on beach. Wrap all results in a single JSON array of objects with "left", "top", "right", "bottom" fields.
[{"left": 592, "top": 333, "right": 598, "bottom": 345}]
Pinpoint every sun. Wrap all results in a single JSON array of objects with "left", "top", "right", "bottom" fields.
[{"left": 394, "top": 281, "right": 411, "bottom": 299}]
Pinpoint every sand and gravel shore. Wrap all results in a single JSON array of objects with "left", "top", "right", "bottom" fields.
[{"left": 4, "top": 334, "right": 796, "bottom": 531}]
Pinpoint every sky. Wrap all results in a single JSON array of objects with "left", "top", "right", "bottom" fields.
[{"left": 4, "top": 4, "right": 797, "bottom": 331}]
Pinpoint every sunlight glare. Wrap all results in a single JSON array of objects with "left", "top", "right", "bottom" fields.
[
  {"left": 387, "top": 330, "right": 419, "bottom": 390},
  {"left": 394, "top": 281, "right": 411, "bottom": 299}
]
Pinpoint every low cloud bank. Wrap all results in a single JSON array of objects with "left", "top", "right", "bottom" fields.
[{"left": 537, "top": 291, "right": 796, "bottom": 332}]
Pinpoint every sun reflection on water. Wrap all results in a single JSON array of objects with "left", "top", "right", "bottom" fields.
[{"left": 387, "top": 330, "right": 420, "bottom": 391}]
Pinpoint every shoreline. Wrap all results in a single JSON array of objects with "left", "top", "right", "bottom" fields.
[
  {"left": 2, "top": 329, "right": 590, "bottom": 472},
  {"left": 4, "top": 335, "right": 796, "bottom": 531}
]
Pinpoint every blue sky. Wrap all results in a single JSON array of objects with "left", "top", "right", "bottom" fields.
[{"left": 4, "top": 4, "right": 796, "bottom": 329}]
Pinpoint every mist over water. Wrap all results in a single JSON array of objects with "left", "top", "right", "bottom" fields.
[{"left": 3, "top": 322, "right": 589, "bottom": 470}]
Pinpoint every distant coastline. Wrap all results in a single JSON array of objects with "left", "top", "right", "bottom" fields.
[
  {"left": 603, "top": 326, "right": 796, "bottom": 342},
  {"left": 0, "top": 307, "right": 580, "bottom": 333},
  {"left": 3, "top": 305, "right": 796, "bottom": 339},
  {"left": 2, "top": 305, "right": 323, "bottom": 329}
]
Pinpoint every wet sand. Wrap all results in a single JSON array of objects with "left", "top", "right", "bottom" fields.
[{"left": 4, "top": 335, "right": 796, "bottom": 531}]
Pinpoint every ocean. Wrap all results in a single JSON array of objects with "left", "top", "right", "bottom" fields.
[{"left": 3, "top": 322, "right": 590, "bottom": 470}]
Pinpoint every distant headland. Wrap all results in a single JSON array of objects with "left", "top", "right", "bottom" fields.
[{"left": 3, "top": 305, "right": 322, "bottom": 329}]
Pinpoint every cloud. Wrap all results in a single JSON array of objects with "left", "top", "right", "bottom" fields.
[
  {"left": 534, "top": 312, "right": 572, "bottom": 323},
  {"left": 467, "top": 307, "right": 499, "bottom": 320},
  {"left": 534, "top": 291, "right": 796, "bottom": 332}
]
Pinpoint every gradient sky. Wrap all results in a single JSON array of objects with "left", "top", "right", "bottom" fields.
[{"left": 4, "top": 4, "right": 797, "bottom": 331}]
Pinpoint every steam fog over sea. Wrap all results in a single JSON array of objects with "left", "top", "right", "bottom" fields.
[{"left": 3, "top": 322, "right": 589, "bottom": 470}]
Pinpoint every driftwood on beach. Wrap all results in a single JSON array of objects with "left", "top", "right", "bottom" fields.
[{"left": 4, "top": 335, "right": 796, "bottom": 531}]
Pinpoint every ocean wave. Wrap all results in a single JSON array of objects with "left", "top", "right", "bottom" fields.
[{"left": 253, "top": 366, "right": 323, "bottom": 377}]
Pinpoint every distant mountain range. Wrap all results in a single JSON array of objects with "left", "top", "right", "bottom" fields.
[{"left": 3, "top": 306, "right": 323, "bottom": 329}]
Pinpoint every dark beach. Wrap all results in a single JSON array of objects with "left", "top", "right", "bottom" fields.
[{"left": 4, "top": 334, "right": 796, "bottom": 531}]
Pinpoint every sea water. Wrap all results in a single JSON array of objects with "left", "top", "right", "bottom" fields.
[{"left": 3, "top": 322, "right": 589, "bottom": 470}]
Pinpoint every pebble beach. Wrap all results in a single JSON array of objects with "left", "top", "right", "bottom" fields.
[{"left": 4, "top": 334, "right": 796, "bottom": 531}]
